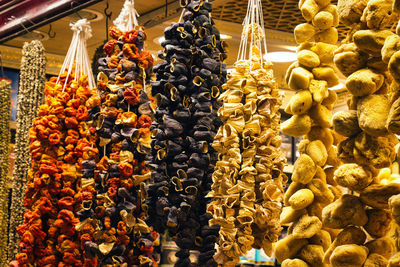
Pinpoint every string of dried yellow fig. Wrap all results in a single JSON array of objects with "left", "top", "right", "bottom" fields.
[
  {"left": 382, "top": 2, "right": 400, "bottom": 266},
  {"left": 323, "top": 0, "right": 400, "bottom": 266},
  {"left": 276, "top": 0, "right": 342, "bottom": 266}
]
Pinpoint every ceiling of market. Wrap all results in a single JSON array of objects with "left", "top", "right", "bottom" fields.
[{"left": 3, "top": 0, "right": 307, "bottom": 64}]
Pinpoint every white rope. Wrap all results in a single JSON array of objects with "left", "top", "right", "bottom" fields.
[
  {"left": 178, "top": 8, "right": 185, "bottom": 23},
  {"left": 237, "top": 0, "right": 268, "bottom": 63},
  {"left": 57, "top": 19, "right": 95, "bottom": 90},
  {"left": 114, "top": 0, "right": 140, "bottom": 31}
]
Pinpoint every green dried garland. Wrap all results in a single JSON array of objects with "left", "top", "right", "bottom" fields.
[
  {"left": 0, "top": 78, "right": 11, "bottom": 265},
  {"left": 7, "top": 40, "right": 46, "bottom": 261}
]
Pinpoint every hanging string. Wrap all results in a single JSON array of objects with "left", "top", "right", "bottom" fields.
[
  {"left": 178, "top": 8, "right": 185, "bottom": 23},
  {"left": 114, "top": 0, "right": 140, "bottom": 31},
  {"left": 56, "top": 19, "right": 95, "bottom": 91},
  {"left": 237, "top": 0, "right": 268, "bottom": 63}
]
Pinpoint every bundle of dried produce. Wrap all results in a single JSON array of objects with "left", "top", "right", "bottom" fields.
[
  {"left": 0, "top": 78, "right": 11, "bottom": 265},
  {"left": 207, "top": 0, "right": 286, "bottom": 266},
  {"left": 277, "top": 0, "right": 343, "bottom": 266},
  {"left": 147, "top": 0, "right": 227, "bottom": 266},
  {"left": 80, "top": 1, "right": 159, "bottom": 265},
  {"left": 325, "top": 1, "right": 400, "bottom": 266},
  {"left": 8, "top": 40, "right": 46, "bottom": 262},
  {"left": 10, "top": 19, "right": 98, "bottom": 267}
]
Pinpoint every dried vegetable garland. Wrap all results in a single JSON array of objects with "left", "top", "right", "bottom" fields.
[
  {"left": 208, "top": 49, "right": 286, "bottom": 266},
  {"left": 81, "top": 21, "right": 159, "bottom": 265},
  {"left": 325, "top": 0, "right": 400, "bottom": 266},
  {"left": 8, "top": 40, "right": 46, "bottom": 262},
  {"left": 0, "top": 79, "right": 11, "bottom": 265},
  {"left": 9, "top": 72, "right": 96, "bottom": 267},
  {"left": 147, "top": 0, "right": 227, "bottom": 266},
  {"left": 318, "top": 0, "right": 400, "bottom": 266},
  {"left": 206, "top": 0, "right": 286, "bottom": 265},
  {"left": 276, "top": 0, "right": 343, "bottom": 266},
  {"left": 10, "top": 19, "right": 97, "bottom": 267}
]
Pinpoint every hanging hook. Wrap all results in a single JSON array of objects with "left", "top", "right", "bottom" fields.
[
  {"left": 104, "top": 0, "right": 112, "bottom": 41},
  {"left": 47, "top": 24, "right": 56, "bottom": 38},
  {"left": 70, "top": 2, "right": 83, "bottom": 19},
  {"left": 76, "top": 10, "right": 83, "bottom": 19},
  {"left": 104, "top": 0, "right": 112, "bottom": 18}
]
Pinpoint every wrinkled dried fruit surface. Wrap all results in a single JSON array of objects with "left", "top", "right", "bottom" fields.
[
  {"left": 281, "top": 0, "right": 341, "bottom": 265},
  {"left": 147, "top": 1, "right": 228, "bottom": 266}
]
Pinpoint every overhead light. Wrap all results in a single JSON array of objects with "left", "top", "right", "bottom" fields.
[
  {"left": 264, "top": 52, "right": 297, "bottom": 63},
  {"left": 220, "top": 34, "right": 232, "bottom": 40},
  {"left": 282, "top": 45, "right": 298, "bottom": 52},
  {"left": 329, "top": 83, "right": 345, "bottom": 91}
]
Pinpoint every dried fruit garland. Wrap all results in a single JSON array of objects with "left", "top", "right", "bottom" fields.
[
  {"left": 207, "top": 44, "right": 287, "bottom": 265},
  {"left": 324, "top": 0, "right": 400, "bottom": 266},
  {"left": 276, "top": 0, "right": 343, "bottom": 266},
  {"left": 0, "top": 79, "right": 11, "bottom": 265},
  {"left": 81, "top": 25, "right": 158, "bottom": 265},
  {"left": 8, "top": 40, "right": 47, "bottom": 262},
  {"left": 147, "top": 1, "right": 227, "bottom": 266},
  {"left": 10, "top": 73, "right": 96, "bottom": 267}
]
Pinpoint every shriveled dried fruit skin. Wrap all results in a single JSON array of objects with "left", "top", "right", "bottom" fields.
[
  {"left": 363, "top": 209, "right": 392, "bottom": 238},
  {"left": 334, "top": 43, "right": 367, "bottom": 77},
  {"left": 323, "top": 226, "right": 367, "bottom": 264},
  {"left": 332, "top": 110, "right": 361, "bottom": 137},
  {"left": 292, "top": 154, "right": 317, "bottom": 184},
  {"left": 289, "top": 189, "right": 315, "bottom": 210},
  {"left": 330, "top": 1, "right": 400, "bottom": 266},
  {"left": 282, "top": 258, "right": 309, "bottom": 267},
  {"left": 366, "top": 237, "right": 396, "bottom": 260},
  {"left": 207, "top": 7, "right": 286, "bottom": 266},
  {"left": 292, "top": 215, "right": 323, "bottom": 239},
  {"left": 364, "top": 253, "right": 388, "bottom": 267},
  {"left": 337, "top": 0, "right": 368, "bottom": 26},
  {"left": 360, "top": 183, "right": 400, "bottom": 209},
  {"left": 357, "top": 94, "right": 390, "bottom": 136},
  {"left": 322, "top": 194, "right": 368, "bottom": 229},
  {"left": 299, "top": 244, "right": 324, "bottom": 266},
  {"left": 329, "top": 244, "right": 369, "bottom": 267},
  {"left": 333, "top": 163, "right": 373, "bottom": 191},
  {"left": 275, "top": 235, "right": 308, "bottom": 263},
  {"left": 148, "top": 1, "right": 229, "bottom": 266}
]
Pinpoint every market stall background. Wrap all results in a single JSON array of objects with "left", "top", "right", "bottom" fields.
[{"left": 0, "top": 0, "right": 364, "bottom": 266}]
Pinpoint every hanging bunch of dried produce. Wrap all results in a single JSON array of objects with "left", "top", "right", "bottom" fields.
[
  {"left": 146, "top": 0, "right": 227, "bottom": 266},
  {"left": 321, "top": 0, "right": 400, "bottom": 266},
  {"left": 276, "top": 0, "right": 344, "bottom": 266},
  {"left": 79, "top": 1, "right": 159, "bottom": 265},
  {"left": 0, "top": 78, "right": 11, "bottom": 265},
  {"left": 8, "top": 40, "right": 47, "bottom": 262},
  {"left": 206, "top": 0, "right": 286, "bottom": 266},
  {"left": 9, "top": 19, "right": 97, "bottom": 267}
]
